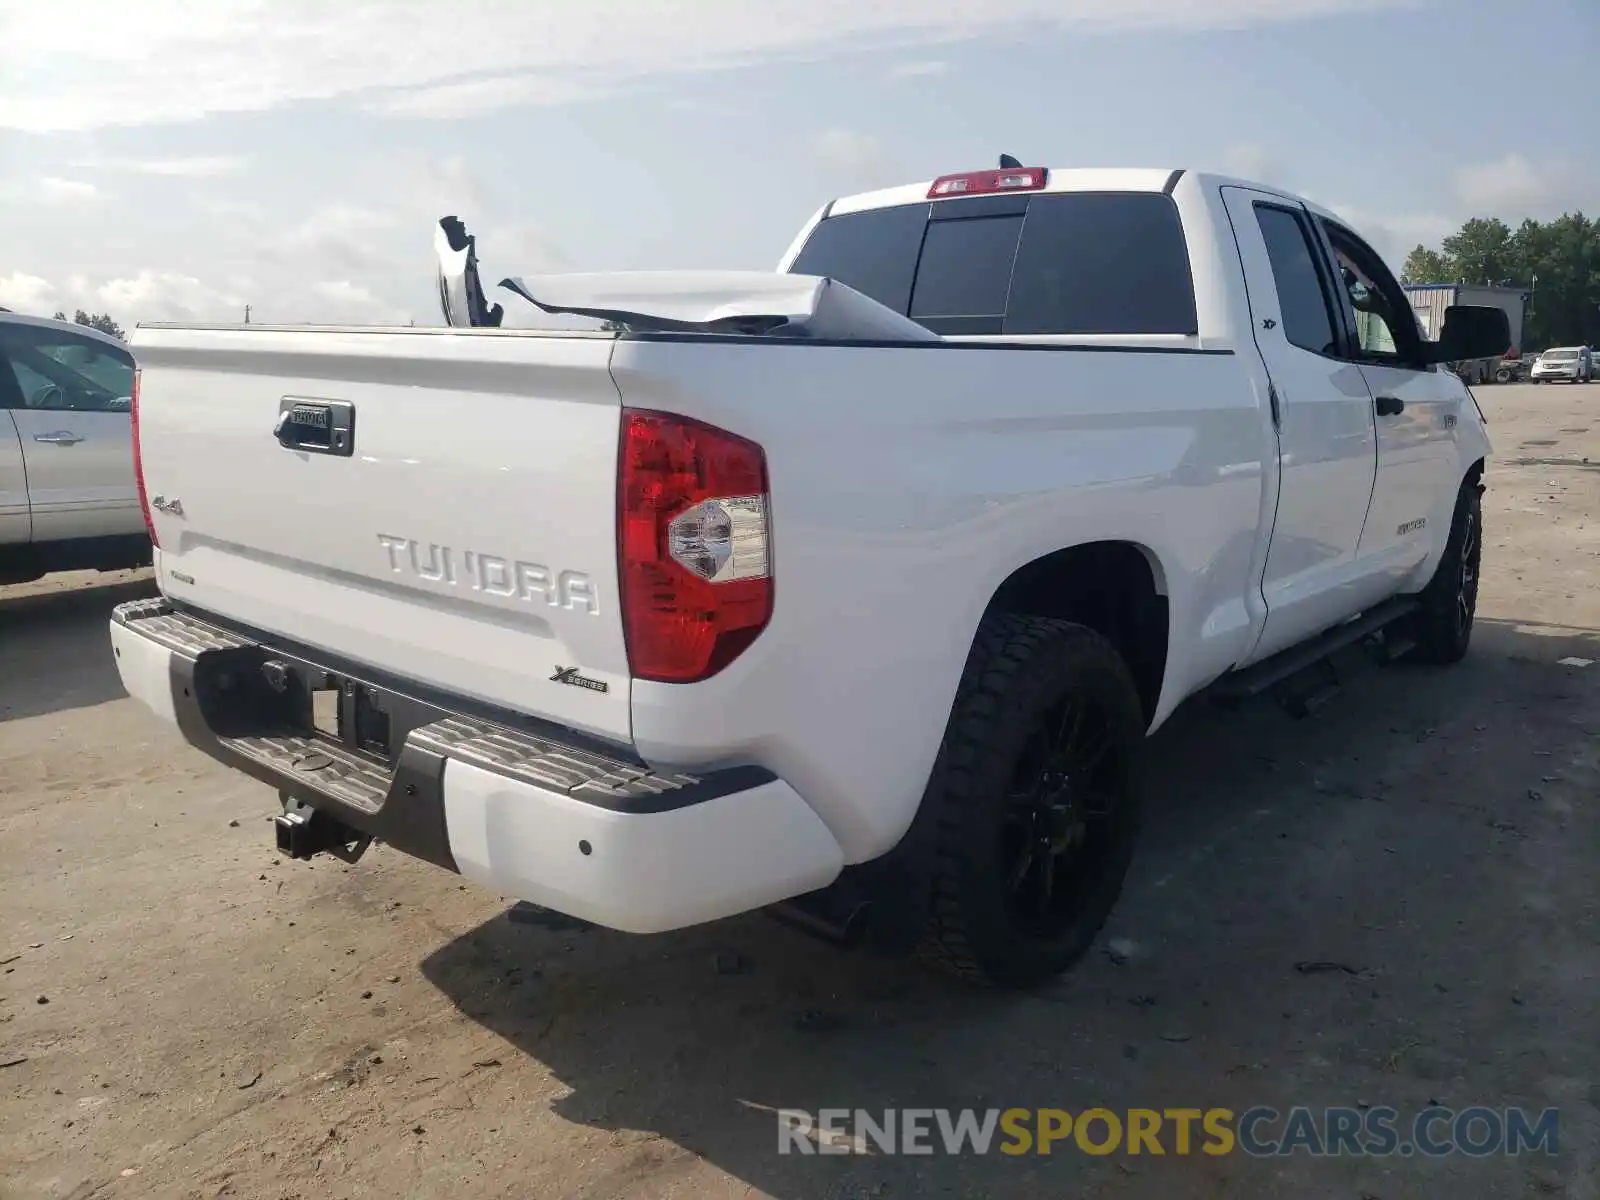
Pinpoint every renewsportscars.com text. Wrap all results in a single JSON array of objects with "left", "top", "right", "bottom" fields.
[{"left": 777, "top": 1106, "right": 1559, "bottom": 1158}]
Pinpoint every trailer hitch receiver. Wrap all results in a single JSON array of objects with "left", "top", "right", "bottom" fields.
[{"left": 274, "top": 795, "right": 373, "bottom": 863}]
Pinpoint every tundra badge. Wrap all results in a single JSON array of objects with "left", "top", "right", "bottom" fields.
[{"left": 376, "top": 533, "right": 599, "bottom": 613}]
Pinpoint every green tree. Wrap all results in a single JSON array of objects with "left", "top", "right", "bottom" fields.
[
  {"left": 76, "top": 309, "right": 126, "bottom": 340},
  {"left": 1440, "top": 217, "right": 1517, "bottom": 286},
  {"left": 52, "top": 308, "right": 127, "bottom": 340},
  {"left": 1408, "top": 212, "right": 1600, "bottom": 351},
  {"left": 1401, "top": 245, "right": 1450, "bottom": 284},
  {"left": 1513, "top": 214, "right": 1599, "bottom": 348}
]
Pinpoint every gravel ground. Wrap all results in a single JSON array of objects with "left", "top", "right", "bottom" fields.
[{"left": 1, "top": 382, "right": 1597, "bottom": 1200}]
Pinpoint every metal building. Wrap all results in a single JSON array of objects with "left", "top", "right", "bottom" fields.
[{"left": 1403, "top": 282, "right": 1530, "bottom": 353}]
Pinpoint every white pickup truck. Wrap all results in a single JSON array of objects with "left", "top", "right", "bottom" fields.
[{"left": 112, "top": 166, "right": 1508, "bottom": 987}]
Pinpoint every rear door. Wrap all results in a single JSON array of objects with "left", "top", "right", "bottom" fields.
[
  {"left": 1220, "top": 187, "right": 1388, "bottom": 663},
  {"left": 132, "top": 328, "right": 633, "bottom": 742},
  {"left": 0, "top": 323, "right": 140, "bottom": 542},
  {"left": 1315, "top": 218, "right": 1462, "bottom": 583}
]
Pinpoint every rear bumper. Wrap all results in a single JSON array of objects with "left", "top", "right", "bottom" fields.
[{"left": 110, "top": 599, "right": 843, "bottom": 933}]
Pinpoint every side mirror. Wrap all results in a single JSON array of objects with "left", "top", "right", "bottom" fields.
[{"left": 1419, "top": 304, "right": 1510, "bottom": 365}]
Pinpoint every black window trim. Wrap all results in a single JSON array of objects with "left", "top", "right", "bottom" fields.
[
  {"left": 926, "top": 193, "right": 1032, "bottom": 221},
  {"left": 1250, "top": 199, "right": 1346, "bottom": 362},
  {"left": 1303, "top": 214, "right": 1361, "bottom": 359},
  {"left": 1313, "top": 217, "right": 1433, "bottom": 374}
]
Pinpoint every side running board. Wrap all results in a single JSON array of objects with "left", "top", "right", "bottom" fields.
[{"left": 1210, "top": 596, "right": 1420, "bottom": 706}]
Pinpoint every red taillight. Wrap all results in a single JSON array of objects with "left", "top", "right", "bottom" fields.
[
  {"left": 928, "top": 166, "right": 1047, "bottom": 199},
  {"left": 130, "top": 368, "right": 159, "bottom": 549},
  {"left": 619, "top": 410, "right": 772, "bottom": 683}
]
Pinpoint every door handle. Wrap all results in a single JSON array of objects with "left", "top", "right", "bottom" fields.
[
  {"left": 33, "top": 431, "right": 84, "bottom": 445},
  {"left": 1374, "top": 396, "right": 1404, "bottom": 417},
  {"left": 276, "top": 397, "right": 355, "bottom": 457}
]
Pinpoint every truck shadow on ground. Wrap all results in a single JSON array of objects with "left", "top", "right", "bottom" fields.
[
  {"left": 419, "top": 617, "right": 1598, "bottom": 1198},
  {"left": 0, "top": 574, "right": 158, "bottom": 723}
]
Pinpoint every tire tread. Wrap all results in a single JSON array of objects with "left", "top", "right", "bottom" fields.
[{"left": 917, "top": 613, "right": 1144, "bottom": 986}]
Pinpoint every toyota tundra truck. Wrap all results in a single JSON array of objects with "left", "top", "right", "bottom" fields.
[{"left": 111, "top": 165, "right": 1508, "bottom": 987}]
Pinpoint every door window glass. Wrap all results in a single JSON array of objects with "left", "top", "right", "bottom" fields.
[
  {"left": 1253, "top": 204, "right": 1339, "bottom": 355},
  {"left": 1320, "top": 223, "right": 1422, "bottom": 362},
  {"left": 0, "top": 326, "right": 133, "bottom": 412}
]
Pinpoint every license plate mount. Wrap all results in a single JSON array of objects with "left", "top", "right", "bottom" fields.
[{"left": 312, "top": 677, "right": 392, "bottom": 758}]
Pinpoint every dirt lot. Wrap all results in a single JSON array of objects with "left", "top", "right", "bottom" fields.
[{"left": 2, "top": 382, "right": 1598, "bottom": 1200}]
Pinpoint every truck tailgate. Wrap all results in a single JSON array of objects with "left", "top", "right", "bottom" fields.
[{"left": 130, "top": 326, "right": 632, "bottom": 742}]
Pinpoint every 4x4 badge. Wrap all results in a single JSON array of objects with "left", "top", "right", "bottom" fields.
[{"left": 550, "top": 666, "right": 609, "bottom": 694}]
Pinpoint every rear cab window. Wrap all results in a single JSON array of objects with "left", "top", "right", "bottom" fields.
[
  {"left": 910, "top": 204, "right": 1024, "bottom": 334},
  {"left": 783, "top": 204, "right": 926, "bottom": 317},
  {"left": 789, "top": 190, "right": 1198, "bottom": 337}
]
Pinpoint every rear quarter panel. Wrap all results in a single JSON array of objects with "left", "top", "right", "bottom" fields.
[{"left": 613, "top": 337, "right": 1270, "bottom": 861}]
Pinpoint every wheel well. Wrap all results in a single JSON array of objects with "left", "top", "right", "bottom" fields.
[
  {"left": 1466, "top": 457, "right": 1485, "bottom": 488},
  {"left": 985, "top": 542, "right": 1169, "bottom": 725}
]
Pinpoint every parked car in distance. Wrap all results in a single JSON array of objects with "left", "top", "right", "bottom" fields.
[
  {"left": 1530, "top": 346, "right": 1593, "bottom": 384},
  {"left": 112, "top": 165, "right": 1510, "bottom": 988},
  {"left": 1, "top": 311, "right": 152, "bottom": 584}
]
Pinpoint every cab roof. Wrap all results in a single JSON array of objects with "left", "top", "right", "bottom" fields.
[
  {"left": 827, "top": 166, "right": 1347, "bottom": 227},
  {"left": 0, "top": 308, "right": 131, "bottom": 353}
]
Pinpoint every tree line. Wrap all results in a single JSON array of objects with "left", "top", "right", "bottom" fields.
[
  {"left": 51, "top": 309, "right": 126, "bottom": 340},
  {"left": 1401, "top": 214, "right": 1599, "bottom": 352}
]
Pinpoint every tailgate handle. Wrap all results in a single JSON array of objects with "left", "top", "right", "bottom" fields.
[{"left": 276, "top": 397, "right": 355, "bottom": 457}]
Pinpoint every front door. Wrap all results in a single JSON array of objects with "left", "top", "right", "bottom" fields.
[
  {"left": 0, "top": 323, "right": 140, "bottom": 544},
  {"left": 1315, "top": 219, "right": 1462, "bottom": 587},
  {"left": 1221, "top": 187, "right": 1385, "bottom": 664}
]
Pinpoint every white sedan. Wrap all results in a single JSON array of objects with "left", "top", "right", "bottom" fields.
[{"left": 1530, "top": 346, "right": 1594, "bottom": 384}]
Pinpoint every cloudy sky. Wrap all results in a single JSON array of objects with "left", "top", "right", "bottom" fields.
[{"left": 1, "top": 0, "right": 1595, "bottom": 327}]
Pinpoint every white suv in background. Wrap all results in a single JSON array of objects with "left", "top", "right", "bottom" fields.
[
  {"left": 1, "top": 310, "right": 151, "bottom": 585},
  {"left": 1530, "top": 346, "right": 1593, "bottom": 383}
]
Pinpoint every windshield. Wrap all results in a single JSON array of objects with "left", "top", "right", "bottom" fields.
[{"left": 1543, "top": 349, "right": 1579, "bottom": 361}]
